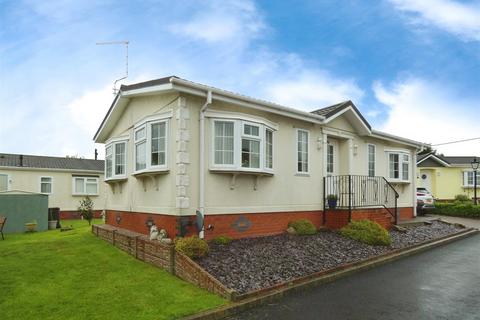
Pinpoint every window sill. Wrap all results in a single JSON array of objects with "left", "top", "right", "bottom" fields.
[
  {"left": 132, "top": 169, "right": 169, "bottom": 177},
  {"left": 209, "top": 168, "right": 274, "bottom": 176},
  {"left": 105, "top": 177, "right": 127, "bottom": 183},
  {"left": 72, "top": 194, "right": 99, "bottom": 197},
  {"left": 295, "top": 172, "right": 310, "bottom": 177},
  {"left": 388, "top": 180, "right": 410, "bottom": 184},
  {"left": 462, "top": 186, "right": 480, "bottom": 188}
]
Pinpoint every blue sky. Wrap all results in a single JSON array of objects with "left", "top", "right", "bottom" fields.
[{"left": 1, "top": 0, "right": 479, "bottom": 158}]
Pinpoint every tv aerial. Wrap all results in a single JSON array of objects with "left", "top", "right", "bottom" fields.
[{"left": 96, "top": 40, "right": 129, "bottom": 95}]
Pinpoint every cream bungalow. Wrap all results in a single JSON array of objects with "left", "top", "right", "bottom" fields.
[
  {"left": 0, "top": 153, "right": 106, "bottom": 219},
  {"left": 94, "top": 76, "right": 424, "bottom": 239}
]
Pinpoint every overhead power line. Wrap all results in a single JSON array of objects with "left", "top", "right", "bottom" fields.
[{"left": 432, "top": 137, "right": 480, "bottom": 146}]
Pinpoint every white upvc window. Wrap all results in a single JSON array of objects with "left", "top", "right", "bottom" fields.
[
  {"left": 105, "top": 140, "right": 127, "bottom": 180},
  {"left": 387, "top": 152, "right": 410, "bottom": 182},
  {"left": 297, "top": 129, "right": 309, "bottom": 173},
  {"left": 40, "top": 176, "right": 52, "bottom": 194},
  {"left": 133, "top": 119, "right": 169, "bottom": 173},
  {"left": 326, "top": 143, "right": 334, "bottom": 175},
  {"left": 211, "top": 119, "right": 275, "bottom": 173},
  {"left": 73, "top": 177, "right": 99, "bottom": 195},
  {"left": 368, "top": 144, "right": 376, "bottom": 177},
  {"left": 463, "top": 171, "right": 480, "bottom": 187}
]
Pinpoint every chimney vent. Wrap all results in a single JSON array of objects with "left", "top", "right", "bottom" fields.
[
  {"left": 95, "top": 149, "right": 98, "bottom": 160},
  {"left": 19, "top": 155, "right": 24, "bottom": 167}
]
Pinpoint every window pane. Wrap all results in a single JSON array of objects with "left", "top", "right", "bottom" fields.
[
  {"left": 151, "top": 122, "right": 166, "bottom": 166},
  {"left": 389, "top": 154, "right": 399, "bottom": 179},
  {"left": 214, "top": 121, "right": 234, "bottom": 165},
  {"left": 297, "top": 130, "right": 308, "bottom": 172},
  {"left": 0, "top": 174, "right": 7, "bottom": 191},
  {"left": 106, "top": 146, "right": 113, "bottom": 178},
  {"left": 241, "top": 139, "right": 260, "bottom": 168},
  {"left": 368, "top": 145, "right": 375, "bottom": 177},
  {"left": 402, "top": 163, "right": 409, "bottom": 180},
  {"left": 265, "top": 129, "right": 273, "bottom": 169},
  {"left": 327, "top": 144, "right": 334, "bottom": 174},
  {"left": 135, "top": 127, "right": 146, "bottom": 141},
  {"left": 243, "top": 124, "right": 259, "bottom": 136},
  {"left": 41, "top": 183, "right": 51, "bottom": 193},
  {"left": 75, "top": 178, "right": 84, "bottom": 194},
  {"left": 115, "top": 143, "right": 125, "bottom": 175},
  {"left": 136, "top": 141, "right": 146, "bottom": 171},
  {"left": 86, "top": 182, "right": 97, "bottom": 194}
]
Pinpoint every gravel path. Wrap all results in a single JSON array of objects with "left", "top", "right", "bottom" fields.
[{"left": 197, "top": 221, "right": 463, "bottom": 294}]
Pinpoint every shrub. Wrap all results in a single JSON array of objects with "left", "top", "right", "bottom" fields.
[
  {"left": 340, "top": 220, "right": 391, "bottom": 246},
  {"left": 432, "top": 202, "right": 480, "bottom": 219},
  {"left": 288, "top": 219, "right": 317, "bottom": 235},
  {"left": 454, "top": 194, "right": 471, "bottom": 203},
  {"left": 175, "top": 236, "right": 209, "bottom": 259},
  {"left": 78, "top": 196, "right": 94, "bottom": 225},
  {"left": 212, "top": 235, "right": 233, "bottom": 245}
]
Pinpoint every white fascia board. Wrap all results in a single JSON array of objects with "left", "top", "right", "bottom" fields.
[{"left": 371, "top": 130, "right": 425, "bottom": 149}]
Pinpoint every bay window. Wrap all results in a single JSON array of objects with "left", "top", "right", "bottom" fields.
[
  {"left": 387, "top": 151, "right": 410, "bottom": 182},
  {"left": 73, "top": 177, "right": 99, "bottom": 195},
  {"left": 212, "top": 119, "right": 275, "bottom": 173},
  {"left": 105, "top": 140, "right": 127, "bottom": 180},
  {"left": 133, "top": 119, "right": 169, "bottom": 173}
]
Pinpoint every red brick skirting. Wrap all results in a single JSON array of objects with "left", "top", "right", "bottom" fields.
[
  {"left": 105, "top": 208, "right": 414, "bottom": 240},
  {"left": 60, "top": 210, "right": 102, "bottom": 220},
  {"left": 92, "top": 224, "right": 235, "bottom": 300}
]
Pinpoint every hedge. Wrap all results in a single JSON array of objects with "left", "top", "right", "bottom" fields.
[{"left": 432, "top": 203, "right": 480, "bottom": 219}]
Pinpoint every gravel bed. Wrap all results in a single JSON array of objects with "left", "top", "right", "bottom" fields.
[{"left": 197, "top": 221, "right": 463, "bottom": 294}]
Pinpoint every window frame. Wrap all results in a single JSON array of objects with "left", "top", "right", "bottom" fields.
[
  {"left": 387, "top": 151, "right": 410, "bottom": 182},
  {"left": 105, "top": 138, "right": 128, "bottom": 181},
  {"left": 296, "top": 129, "right": 310, "bottom": 174},
  {"left": 210, "top": 118, "right": 275, "bottom": 174},
  {"left": 463, "top": 171, "right": 480, "bottom": 187},
  {"left": 133, "top": 119, "right": 169, "bottom": 174},
  {"left": 39, "top": 176, "right": 53, "bottom": 194},
  {"left": 367, "top": 144, "right": 376, "bottom": 177},
  {"left": 72, "top": 176, "right": 99, "bottom": 196}
]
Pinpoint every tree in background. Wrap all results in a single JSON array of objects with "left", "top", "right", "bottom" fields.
[{"left": 78, "top": 196, "right": 94, "bottom": 225}]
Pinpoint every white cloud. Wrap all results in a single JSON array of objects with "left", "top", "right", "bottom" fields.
[
  {"left": 264, "top": 72, "right": 364, "bottom": 110},
  {"left": 389, "top": 0, "right": 480, "bottom": 41},
  {"left": 169, "top": 0, "right": 265, "bottom": 44},
  {"left": 374, "top": 78, "right": 480, "bottom": 156}
]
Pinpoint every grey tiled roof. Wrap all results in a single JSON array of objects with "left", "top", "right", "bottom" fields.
[
  {"left": 0, "top": 153, "right": 104, "bottom": 171},
  {"left": 311, "top": 101, "right": 350, "bottom": 117},
  {"left": 442, "top": 156, "right": 478, "bottom": 165}
]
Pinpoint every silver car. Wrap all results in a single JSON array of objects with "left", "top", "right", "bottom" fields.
[{"left": 417, "top": 188, "right": 435, "bottom": 214}]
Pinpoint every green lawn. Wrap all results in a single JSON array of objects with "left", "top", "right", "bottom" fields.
[{"left": 0, "top": 220, "right": 226, "bottom": 320}]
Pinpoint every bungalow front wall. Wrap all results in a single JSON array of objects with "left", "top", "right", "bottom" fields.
[{"left": 97, "top": 78, "right": 420, "bottom": 239}]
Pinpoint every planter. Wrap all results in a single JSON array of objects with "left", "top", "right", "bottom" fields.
[
  {"left": 327, "top": 199, "right": 337, "bottom": 209},
  {"left": 25, "top": 223, "right": 37, "bottom": 232},
  {"left": 48, "top": 220, "right": 58, "bottom": 230}
]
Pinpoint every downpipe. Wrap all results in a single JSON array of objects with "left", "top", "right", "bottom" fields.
[{"left": 199, "top": 90, "right": 212, "bottom": 238}]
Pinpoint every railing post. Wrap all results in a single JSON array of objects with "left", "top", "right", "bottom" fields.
[
  {"left": 395, "top": 195, "right": 398, "bottom": 225},
  {"left": 348, "top": 175, "right": 352, "bottom": 222}
]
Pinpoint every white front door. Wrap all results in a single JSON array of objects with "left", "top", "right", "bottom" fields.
[
  {"left": 0, "top": 174, "right": 8, "bottom": 192},
  {"left": 420, "top": 170, "right": 432, "bottom": 193}
]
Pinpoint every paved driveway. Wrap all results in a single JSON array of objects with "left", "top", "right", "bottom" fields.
[
  {"left": 227, "top": 234, "right": 480, "bottom": 320},
  {"left": 429, "top": 214, "right": 480, "bottom": 229}
]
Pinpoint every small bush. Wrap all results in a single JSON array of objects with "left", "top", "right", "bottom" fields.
[
  {"left": 288, "top": 219, "right": 317, "bottom": 235},
  {"left": 454, "top": 194, "right": 471, "bottom": 203},
  {"left": 175, "top": 236, "right": 209, "bottom": 259},
  {"left": 432, "top": 202, "right": 480, "bottom": 219},
  {"left": 212, "top": 235, "right": 233, "bottom": 245},
  {"left": 340, "top": 220, "right": 391, "bottom": 246}
]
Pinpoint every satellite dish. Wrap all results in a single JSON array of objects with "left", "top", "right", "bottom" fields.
[{"left": 196, "top": 210, "right": 204, "bottom": 231}]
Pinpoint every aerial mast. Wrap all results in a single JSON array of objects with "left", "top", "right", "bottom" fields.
[{"left": 96, "top": 40, "right": 129, "bottom": 95}]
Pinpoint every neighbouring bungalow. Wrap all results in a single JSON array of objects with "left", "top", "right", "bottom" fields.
[
  {"left": 0, "top": 153, "right": 106, "bottom": 219},
  {"left": 417, "top": 153, "right": 480, "bottom": 201},
  {"left": 94, "top": 76, "right": 424, "bottom": 240}
]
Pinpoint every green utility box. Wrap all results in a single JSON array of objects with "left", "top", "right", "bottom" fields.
[{"left": 0, "top": 191, "right": 48, "bottom": 233}]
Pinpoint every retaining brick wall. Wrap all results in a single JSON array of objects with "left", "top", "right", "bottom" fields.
[
  {"left": 92, "top": 224, "right": 233, "bottom": 300},
  {"left": 60, "top": 210, "right": 102, "bottom": 220}
]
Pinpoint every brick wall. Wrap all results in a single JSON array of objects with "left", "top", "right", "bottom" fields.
[
  {"left": 325, "top": 207, "right": 414, "bottom": 230},
  {"left": 60, "top": 210, "right": 102, "bottom": 220},
  {"left": 92, "top": 224, "right": 234, "bottom": 300},
  {"left": 203, "top": 211, "right": 323, "bottom": 240},
  {"left": 105, "top": 210, "right": 178, "bottom": 238}
]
